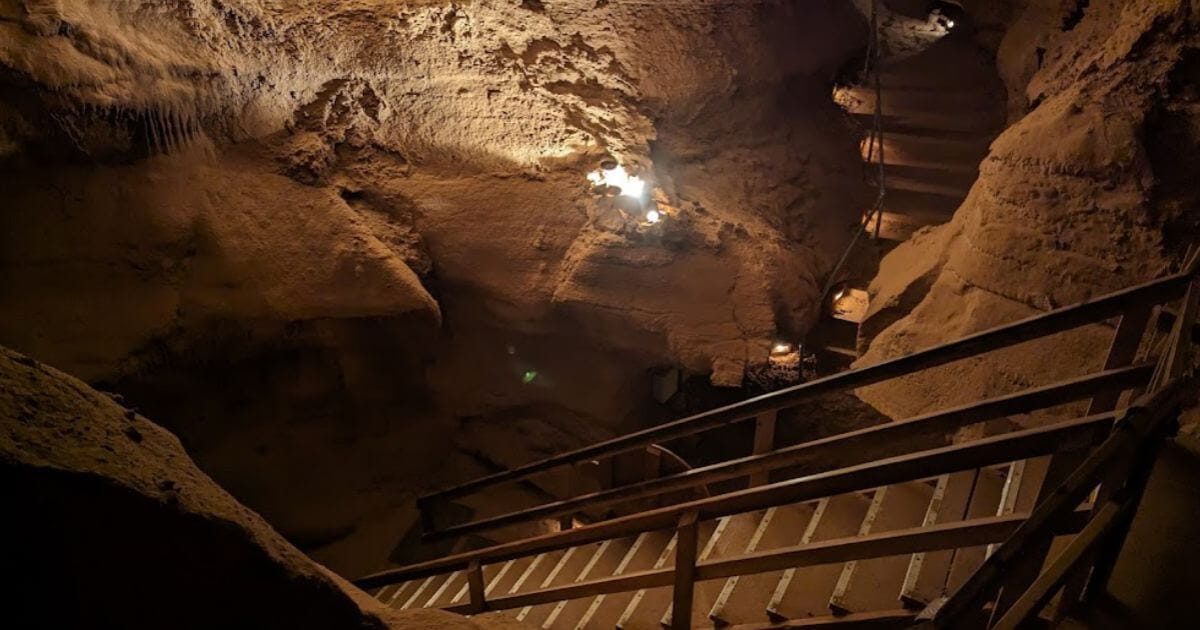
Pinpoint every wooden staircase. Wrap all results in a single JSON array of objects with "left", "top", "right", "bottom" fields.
[
  {"left": 846, "top": 29, "right": 1006, "bottom": 244},
  {"left": 358, "top": 255, "right": 1200, "bottom": 629}
]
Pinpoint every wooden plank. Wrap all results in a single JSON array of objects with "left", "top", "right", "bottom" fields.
[
  {"left": 616, "top": 533, "right": 677, "bottom": 629},
  {"left": 991, "top": 501, "right": 1128, "bottom": 630},
  {"left": 542, "top": 540, "right": 612, "bottom": 627},
  {"left": 830, "top": 489, "right": 887, "bottom": 614},
  {"left": 709, "top": 508, "right": 778, "bottom": 623},
  {"left": 751, "top": 411, "right": 779, "bottom": 487},
  {"left": 515, "top": 548, "right": 575, "bottom": 622},
  {"left": 673, "top": 512, "right": 700, "bottom": 630},
  {"left": 900, "top": 472, "right": 974, "bottom": 607},
  {"left": 575, "top": 532, "right": 650, "bottom": 628},
  {"left": 421, "top": 365, "right": 1149, "bottom": 543},
  {"left": 767, "top": 498, "right": 832, "bottom": 620},
  {"left": 401, "top": 575, "right": 437, "bottom": 610},
  {"left": 418, "top": 268, "right": 1192, "bottom": 507},
  {"left": 985, "top": 461, "right": 1027, "bottom": 559},
  {"left": 358, "top": 413, "right": 1116, "bottom": 590},
  {"left": 425, "top": 570, "right": 462, "bottom": 608},
  {"left": 440, "top": 510, "right": 1090, "bottom": 615}
]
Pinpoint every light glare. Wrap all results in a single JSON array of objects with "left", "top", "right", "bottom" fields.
[
  {"left": 588, "top": 164, "right": 646, "bottom": 199},
  {"left": 646, "top": 209, "right": 661, "bottom": 223}
]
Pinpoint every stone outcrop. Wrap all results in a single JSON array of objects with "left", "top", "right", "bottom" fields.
[
  {"left": 0, "top": 345, "right": 528, "bottom": 630},
  {"left": 856, "top": 0, "right": 1200, "bottom": 420}
]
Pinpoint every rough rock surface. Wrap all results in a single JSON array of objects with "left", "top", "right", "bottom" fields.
[
  {"left": 0, "top": 345, "right": 527, "bottom": 630},
  {"left": 0, "top": 0, "right": 875, "bottom": 572},
  {"left": 857, "top": 0, "right": 1200, "bottom": 420}
]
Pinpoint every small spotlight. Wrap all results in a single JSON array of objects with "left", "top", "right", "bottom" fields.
[
  {"left": 645, "top": 209, "right": 661, "bottom": 224},
  {"left": 771, "top": 342, "right": 794, "bottom": 355},
  {"left": 946, "top": 19, "right": 956, "bottom": 28}
]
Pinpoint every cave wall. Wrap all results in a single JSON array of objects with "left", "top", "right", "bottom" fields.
[
  {"left": 857, "top": 0, "right": 1200, "bottom": 420},
  {"left": 0, "top": 0, "right": 873, "bottom": 571}
]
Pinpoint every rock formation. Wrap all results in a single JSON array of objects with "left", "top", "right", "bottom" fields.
[{"left": 0, "top": 345, "right": 531, "bottom": 630}]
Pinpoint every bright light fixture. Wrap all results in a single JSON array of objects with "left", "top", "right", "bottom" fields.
[
  {"left": 946, "top": 19, "right": 955, "bottom": 28},
  {"left": 771, "top": 342, "right": 794, "bottom": 355},
  {"left": 587, "top": 164, "right": 646, "bottom": 199},
  {"left": 645, "top": 209, "right": 661, "bottom": 223}
]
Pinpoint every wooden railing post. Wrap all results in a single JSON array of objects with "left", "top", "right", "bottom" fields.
[
  {"left": 750, "top": 411, "right": 778, "bottom": 487},
  {"left": 466, "top": 558, "right": 486, "bottom": 615},
  {"left": 559, "top": 462, "right": 581, "bottom": 531},
  {"left": 1051, "top": 302, "right": 1154, "bottom": 616},
  {"left": 672, "top": 511, "right": 700, "bottom": 630}
]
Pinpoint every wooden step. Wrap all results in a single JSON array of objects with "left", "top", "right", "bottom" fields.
[
  {"left": 945, "top": 468, "right": 1007, "bottom": 593},
  {"left": 399, "top": 573, "right": 444, "bottom": 610},
  {"left": 621, "top": 521, "right": 720, "bottom": 628},
  {"left": 505, "top": 551, "right": 562, "bottom": 605},
  {"left": 662, "top": 516, "right": 739, "bottom": 628},
  {"left": 899, "top": 471, "right": 977, "bottom": 608},
  {"left": 765, "top": 493, "right": 873, "bottom": 621},
  {"left": 426, "top": 569, "right": 466, "bottom": 608},
  {"left": 582, "top": 530, "right": 676, "bottom": 629},
  {"left": 709, "top": 504, "right": 817, "bottom": 625},
  {"left": 616, "top": 533, "right": 678, "bottom": 629},
  {"left": 517, "top": 545, "right": 594, "bottom": 625},
  {"left": 541, "top": 539, "right": 621, "bottom": 628},
  {"left": 851, "top": 111, "right": 1002, "bottom": 139},
  {"left": 828, "top": 483, "right": 935, "bottom": 615},
  {"left": 881, "top": 134, "right": 990, "bottom": 169},
  {"left": 378, "top": 580, "right": 415, "bottom": 608}
]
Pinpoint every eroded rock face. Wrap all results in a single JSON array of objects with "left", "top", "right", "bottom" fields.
[
  {"left": 0, "top": 0, "right": 872, "bottom": 569},
  {"left": 857, "top": 0, "right": 1200, "bottom": 420},
  {"left": 0, "top": 345, "right": 524, "bottom": 630}
]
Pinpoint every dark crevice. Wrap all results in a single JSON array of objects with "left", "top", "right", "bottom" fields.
[{"left": 1062, "top": 0, "right": 1090, "bottom": 32}]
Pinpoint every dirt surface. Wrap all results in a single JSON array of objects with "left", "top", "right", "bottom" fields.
[{"left": 0, "top": 344, "right": 527, "bottom": 629}]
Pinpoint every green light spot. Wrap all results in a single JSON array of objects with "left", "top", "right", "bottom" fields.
[{"left": 522, "top": 370, "right": 538, "bottom": 384}]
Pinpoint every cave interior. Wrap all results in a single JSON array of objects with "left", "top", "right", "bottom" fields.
[{"left": 3, "top": 0, "right": 1200, "bottom": 629}]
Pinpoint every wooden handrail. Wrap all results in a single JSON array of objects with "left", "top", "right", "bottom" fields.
[
  {"left": 435, "top": 509, "right": 1091, "bottom": 615},
  {"left": 424, "top": 363, "right": 1153, "bottom": 541},
  {"left": 419, "top": 266, "right": 1195, "bottom": 508},
  {"left": 357, "top": 411, "right": 1116, "bottom": 589}
]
